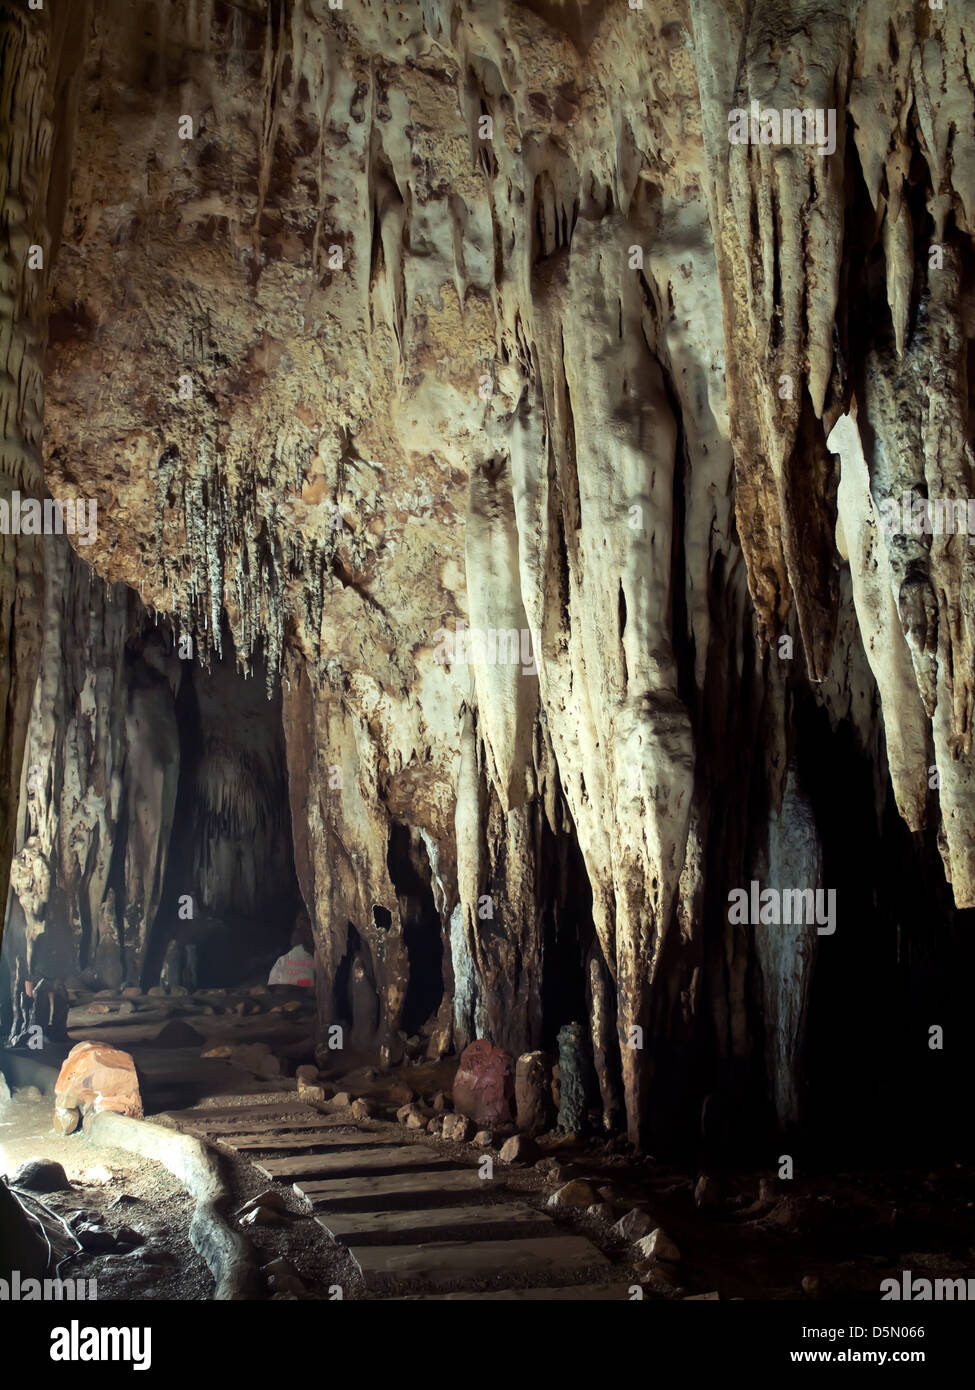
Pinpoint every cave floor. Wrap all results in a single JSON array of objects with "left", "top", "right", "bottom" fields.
[{"left": 2, "top": 985, "right": 971, "bottom": 1300}]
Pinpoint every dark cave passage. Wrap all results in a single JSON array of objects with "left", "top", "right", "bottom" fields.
[
  {"left": 387, "top": 822, "right": 444, "bottom": 1038},
  {"left": 144, "top": 627, "right": 302, "bottom": 991}
]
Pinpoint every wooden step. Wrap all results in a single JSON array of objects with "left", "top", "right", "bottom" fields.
[
  {"left": 349, "top": 1234, "right": 609, "bottom": 1289},
  {"left": 295, "top": 1168, "right": 498, "bottom": 1209},
  {"left": 166, "top": 1103, "right": 314, "bottom": 1126},
  {"left": 315, "top": 1201, "right": 547, "bottom": 1244},
  {"left": 395, "top": 1283, "right": 636, "bottom": 1300},
  {"left": 175, "top": 1113, "right": 338, "bottom": 1135},
  {"left": 255, "top": 1145, "right": 457, "bottom": 1181},
  {"left": 218, "top": 1130, "right": 402, "bottom": 1152}
]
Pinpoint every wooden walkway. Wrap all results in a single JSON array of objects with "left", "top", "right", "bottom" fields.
[{"left": 166, "top": 1097, "right": 631, "bottom": 1299}]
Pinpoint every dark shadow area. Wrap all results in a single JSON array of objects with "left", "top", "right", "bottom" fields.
[
  {"left": 144, "top": 625, "right": 301, "bottom": 989},
  {"left": 387, "top": 822, "right": 443, "bottom": 1036}
]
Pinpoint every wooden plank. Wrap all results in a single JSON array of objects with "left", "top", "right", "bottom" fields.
[
  {"left": 350, "top": 1234, "right": 608, "bottom": 1288},
  {"left": 255, "top": 1145, "right": 456, "bottom": 1181},
  {"left": 315, "top": 1202, "right": 547, "bottom": 1243},
  {"left": 296, "top": 1168, "right": 495, "bottom": 1207},
  {"left": 395, "top": 1284, "right": 634, "bottom": 1301},
  {"left": 166, "top": 1103, "right": 314, "bottom": 1125},
  {"left": 175, "top": 1113, "right": 337, "bottom": 1134},
  {"left": 223, "top": 1130, "right": 403, "bottom": 1152}
]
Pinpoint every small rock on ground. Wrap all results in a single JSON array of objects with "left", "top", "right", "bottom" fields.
[
  {"left": 633, "top": 1228, "right": 680, "bottom": 1263},
  {"left": 11, "top": 1158, "right": 72, "bottom": 1193},
  {"left": 547, "top": 1179, "right": 597, "bottom": 1210}
]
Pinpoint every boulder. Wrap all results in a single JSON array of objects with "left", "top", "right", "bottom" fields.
[
  {"left": 298, "top": 1084, "right": 327, "bottom": 1105},
  {"left": 587, "top": 1203, "right": 615, "bottom": 1222},
  {"left": 634, "top": 1228, "right": 681, "bottom": 1263},
  {"left": 452, "top": 1040, "right": 514, "bottom": 1126},
  {"left": 612, "top": 1207, "right": 654, "bottom": 1242},
  {"left": 10, "top": 1159, "right": 72, "bottom": 1194},
  {"left": 53, "top": 1106, "right": 80, "bottom": 1136},
  {"left": 396, "top": 1102, "right": 427, "bottom": 1128},
  {"left": 515, "top": 1051, "right": 552, "bottom": 1135},
  {"left": 441, "top": 1113, "right": 474, "bottom": 1143},
  {"left": 76, "top": 1224, "right": 119, "bottom": 1252},
  {"left": 240, "top": 1205, "right": 282, "bottom": 1227},
  {"left": 55, "top": 1041, "right": 142, "bottom": 1121},
  {"left": 499, "top": 1133, "right": 538, "bottom": 1165},
  {"left": 238, "top": 1190, "right": 288, "bottom": 1217},
  {"left": 547, "top": 1179, "right": 598, "bottom": 1210}
]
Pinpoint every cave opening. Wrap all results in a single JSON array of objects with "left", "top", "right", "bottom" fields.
[
  {"left": 144, "top": 626, "right": 303, "bottom": 992},
  {"left": 539, "top": 797, "right": 595, "bottom": 1051},
  {"left": 386, "top": 823, "right": 444, "bottom": 1038},
  {"left": 793, "top": 688, "right": 975, "bottom": 1166}
]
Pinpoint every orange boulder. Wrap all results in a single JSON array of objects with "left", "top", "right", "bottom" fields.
[{"left": 54, "top": 1041, "right": 143, "bottom": 1128}]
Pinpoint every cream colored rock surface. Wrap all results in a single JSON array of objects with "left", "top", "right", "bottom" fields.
[{"left": 0, "top": 2, "right": 973, "bottom": 1147}]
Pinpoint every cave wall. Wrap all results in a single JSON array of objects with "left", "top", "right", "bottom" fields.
[
  {"left": 1, "top": 528, "right": 302, "bottom": 1021},
  {"left": 5, "top": 540, "right": 179, "bottom": 1000},
  {"left": 1, "top": 0, "right": 973, "bottom": 1151}
]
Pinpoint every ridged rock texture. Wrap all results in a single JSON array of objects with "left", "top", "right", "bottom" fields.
[{"left": 1, "top": 0, "right": 973, "bottom": 1154}]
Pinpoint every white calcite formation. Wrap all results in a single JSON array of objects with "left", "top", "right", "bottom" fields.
[{"left": 0, "top": 1, "right": 973, "bottom": 1147}]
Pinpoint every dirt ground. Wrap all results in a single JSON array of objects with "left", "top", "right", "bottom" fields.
[{"left": 0, "top": 1089, "right": 212, "bottom": 1299}]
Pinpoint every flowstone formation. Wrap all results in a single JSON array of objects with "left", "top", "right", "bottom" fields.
[{"left": 1, "top": 0, "right": 973, "bottom": 1153}]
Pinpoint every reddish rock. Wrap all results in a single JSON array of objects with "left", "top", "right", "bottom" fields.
[
  {"left": 452, "top": 1040, "right": 514, "bottom": 1126},
  {"left": 54, "top": 1041, "right": 142, "bottom": 1120}
]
